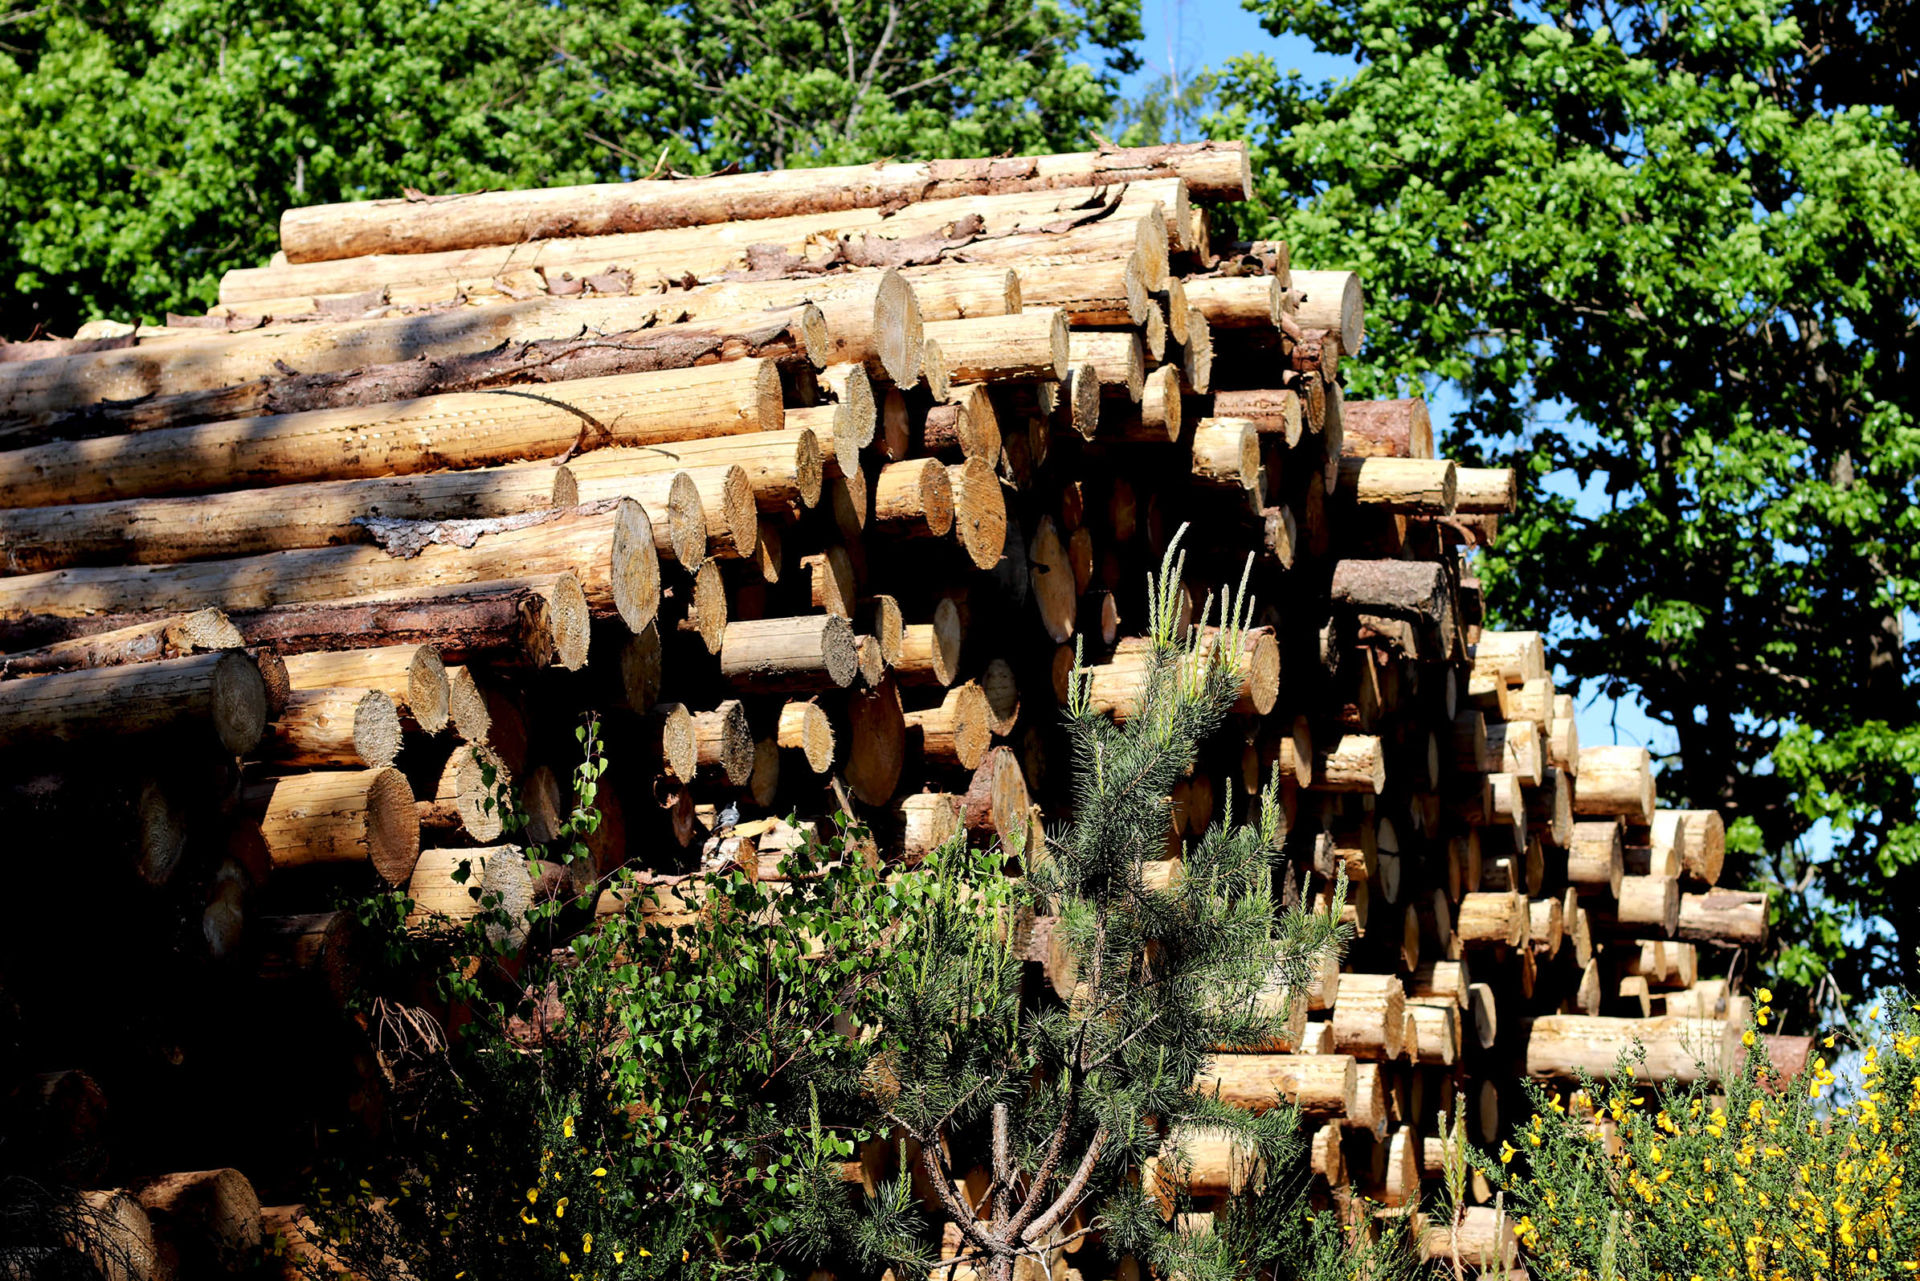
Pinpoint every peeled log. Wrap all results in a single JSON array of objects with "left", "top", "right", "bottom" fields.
[
  {"left": 1567, "top": 819, "right": 1625, "bottom": 895},
  {"left": 0, "top": 361, "right": 781, "bottom": 508},
  {"left": 1212, "top": 388, "right": 1301, "bottom": 447},
  {"left": 0, "top": 608, "right": 240, "bottom": 678},
  {"left": 275, "top": 141, "right": 1250, "bottom": 261},
  {"left": 691, "top": 700, "right": 755, "bottom": 786},
  {"left": 1574, "top": 745, "right": 1655, "bottom": 824},
  {"left": 922, "top": 311, "right": 1068, "bottom": 384},
  {"left": 905, "top": 682, "right": 993, "bottom": 770},
  {"left": 1455, "top": 468, "right": 1517, "bottom": 514},
  {"left": 284, "top": 644, "right": 449, "bottom": 734},
  {"left": 873, "top": 458, "right": 955, "bottom": 537},
  {"left": 961, "top": 747, "right": 1031, "bottom": 848},
  {"left": 1337, "top": 456, "right": 1457, "bottom": 516},
  {"left": 261, "top": 687, "right": 404, "bottom": 768},
  {"left": 846, "top": 679, "right": 906, "bottom": 807},
  {"left": 1340, "top": 398, "right": 1433, "bottom": 460},
  {"left": 1183, "top": 274, "right": 1281, "bottom": 329},
  {"left": 1523, "top": 1015, "right": 1738, "bottom": 1083},
  {"left": 1291, "top": 269, "right": 1364, "bottom": 354},
  {"left": 947, "top": 457, "right": 1008, "bottom": 571},
  {"left": 1675, "top": 809, "right": 1726, "bottom": 885},
  {"left": 0, "top": 649, "right": 266, "bottom": 755},
  {"left": 133, "top": 1168, "right": 262, "bottom": 1276},
  {"left": 1190, "top": 418, "right": 1262, "bottom": 493},
  {"left": 895, "top": 598, "right": 963, "bottom": 687},
  {"left": 1194, "top": 1053, "right": 1357, "bottom": 1118},
  {"left": 241, "top": 766, "right": 420, "bottom": 884},
  {"left": 1456, "top": 891, "right": 1524, "bottom": 947},
  {"left": 1310, "top": 735, "right": 1386, "bottom": 794},
  {"left": 1070, "top": 331, "right": 1145, "bottom": 401},
  {"left": 0, "top": 501, "right": 662, "bottom": 639},
  {"left": 719, "top": 614, "right": 857, "bottom": 693}
]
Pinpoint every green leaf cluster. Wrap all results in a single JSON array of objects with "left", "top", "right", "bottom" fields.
[
  {"left": 1204, "top": 0, "right": 1920, "bottom": 1004},
  {"left": 0, "top": 0, "right": 1142, "bottom": 334}
]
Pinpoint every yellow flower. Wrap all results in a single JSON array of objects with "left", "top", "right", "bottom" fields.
[
  {"left": 527, "top": 1188, "right": 539, "bottom": 1204},
  {"left": 1825, "top": 1034, "right": 1837, "bottom": 1048},
  {"left": 1743, "top": 1029, "right": 1757, "bottom": 1047},
  {"left": 555, "top": 1197, "right": 569, "bottom": 1218},
  {"left": 592, "top": 1167, "right": 608, "bottom": 1177},
  {"left": 1757, "top": 987, "right": 1773, "bottom": 1004},
  {"left": 1501, "top": 1141, "right": 1518, "bottom": 1164},
  {"left": 562, "top": 1115, "right": 575, "bottom": 1138},
  {"left": 614, "top": 1250, "right": 625, "bottom": 1263},
  {"left": 583, "top": 1233, "right": 593, "bottom": 1255}
]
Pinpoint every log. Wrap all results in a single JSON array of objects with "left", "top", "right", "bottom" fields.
[
  {"left": 777, "top": 700, "right": 836, "bottom": 774},
  {"left": 261, "top": 687, "right": 404, "bottom": 768},
  {"left": 1675, "top": 809, "right": 1726, "bottom": 884},
  {"left": 1473, "top": 630, "right": 1546, "bottom": 682},
  {"left": 132, "top": 1168, "right": 262, "bottom": 1276},
  {"left": 1310, "top": 735, "right": 1387, "bottom": 794},
  {"left": 961, "top": 747, "right": 1030, "bottom": 848},
  {"left": 0, "top": 361, "right": 781, "bottom": 508},
  {"left": 891, "top": 792, "right": 963, "bottom": 863},
  {"left": 1567, "top": 819, "right": 1625, "bottom": 895},
  {"left": 220, "top": 577, "right": 589, "bottom": 670},
  {"left": 0, "top": 609, "right": 241, "bottom": 678},
  {"left": 1340, "top": 398, "right": 1432, "bottom": 460},
  {"left": 1212, "top": 387, "right": 1301, "bottom": 447},
  {"left": 1332, "top": 973, "right": 1406, "bottom": 1060},
  {"left": 873, "top": 457, "right": 955, "bottom": 537},
  {"left": 425, "top": 744, "right": 509, "bottom": 843},
  {"left": 1, "top": 300, "right": 821, "bottom": 436},
  {"left": 1346, "top": 1063, "right": 1390, "bottom": 1137},
  {"left": 71, "top": 1189, "right": 162, "bottom": 1281},
  {"left": 566, "top": 463, "right": 757, "bottom": 563},
  {"left": 1411, "top": 960, "right": 1469, "bottom": 1008},
  {"left": 1678, "top": 889, "right": 1767, "bottom": 945},
  {"left": 921, "top": 311, "right": 1068, "bottom": 384},
  {"left": 906, "top": 682, "right": 994, "bottom": 770},
  {"left": 1454, "top": 467, "right": 1517, "bottom": 514},
  {"left": 896, "top": 598, "right": 964, "bottom": 687},
  {"left": 274, "top": 141, "right": 1249, "bottom": 261},
  {"left": 0, "top": 501, "right": 661, "bottom": 639},
  {"left": 283, "top": 643, "right": 450, "bottom": 735},
  {"left": 1070, "top": 330, "right": 1145, "bottom": 401},
  {"left": 1193, "top": 1053, "right": 1357, "bottom": 1118},
  {"left": 0, "top": 460, "right": 567, "bottom": 574},
  {"left": 641, "top": 702, "right": 698, "bottom": 782},
  {"left": 0, "top": 649, "right": 266, "bottom": 754},
  {"left": 1527, "top": 764, "right": 1574, "bottom": 847},
  {"left": 243, "top": 767, "right": 420, "bottom": 883},
  {"left": 1455, "top": 891, "right": 1523, "bottom": 947},
  {"left": 564, "top": 430, "right": 822, "bottom": 516},
  {"left": 1550, "top": 692, "right": 1580, "bottom": 771},
  {"left": 1522, "top": 1014, "right": 1737, "bottom": 1083},
  {"left": 946, "top": 457, "right": 1008, "bottom": 571},
  {"left": 1021, "top": 251, "right": 1151, "bottom": 327},
  {"left": 846, "top": 679, "right": 906, "bottom": 807},
  {"left": 1330, "top": 560, "right": 1452, "bottom": 650},
  {"left": 1290, "top": 269, "right": 1364, "bottom": 353},
  {"left": 1588, "top": 875, "right": 1680, "bottom": 937},
  {"left": 1420, "top": 1207, "right": 1518, "bottom": 1271},
  {"left": 691, "top": 700, "right": 755, "bottom": 786},
  {"left": 1190, "top": 418, "right": 1261, "bottom": 492},
  {"left": 1574, "top": 745, "right": 1655, "bottom": 823},
  {"left": 1489, "top": 718, "right": 1543, "bottom": 787},
  {"left": 1183, "top": 274, "right": 1281, "bottom": 328},
  {"left": 1336, "top": 456, "right": 1457, "bottom": 515},
  {"left": 719, "top": 614, "right": 858, "bottom": 693}
]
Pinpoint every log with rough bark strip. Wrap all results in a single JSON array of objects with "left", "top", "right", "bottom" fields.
[
  {"left": 274, "top": 140, "right": 1249, "bottom": 262},
  {"left": 0, "top": 502, "right": 660, "bottom": 640},
  {"left": 0, "top": 608, "right": 240, "bottom": 677}
]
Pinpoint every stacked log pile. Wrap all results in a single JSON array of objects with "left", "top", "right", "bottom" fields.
[{"left": 0, "top": 139, "right": 1772, "bottom": 1276}]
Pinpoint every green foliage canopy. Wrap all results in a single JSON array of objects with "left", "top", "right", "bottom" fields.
[
  {"left": 0, "top": 0, "right": 1141, "bottom": 334},
  {"left": 1208, "top": 0, "right": 1920, "bottom": 1004}
]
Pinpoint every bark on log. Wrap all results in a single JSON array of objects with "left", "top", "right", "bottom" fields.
[
  {"left": 0, "top": 361, "right": 781, "bottom": 507},
  {"left": 1212, "top": 388, "right": 1301, "bottom": 447},
  {"left": 275, "top": 141, "right": 1248, "bottom": 261},
  {"left": 1678, "top": 889, "right": 1767, "bottom": 945},
  {"left": 0, "top": 461, "right": 562, "bottom": 573},
  {"left": 227, "top": 578, "right": 588, "bottom": 670},
  {"left": 0, "top": 501, "right": 660, "bottom": 639},
  {"left": 0, "top": 608, "right": 240, "bottom": 678},
  {"left": 1339, "top": 399, "right": 1432, "bottom": 460},
  {"left": 241, "top": 766, "right": 420, "bottom": 884},
  {"left": 0, "top": 649, "right": 266, "bottom": 754},
  {"left": 0, "top": 302, "right": 819, "bottom": 435}
]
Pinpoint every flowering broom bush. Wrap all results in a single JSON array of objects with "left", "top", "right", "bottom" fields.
[{"left": 1496, "top": 989, "right": 1920, "bottom": 1280}]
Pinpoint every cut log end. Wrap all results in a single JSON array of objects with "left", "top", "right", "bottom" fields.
[
  {"left": 369, "top": 765, "right": 423, "bottom": 885},
  {"left": 611, "top": 497, "right": 664, "bottom": 634},
  {"left": 211, "top": 649, "right": 270, "bottom": 754},
  {"left": 778, "top": 700, "right": 836, "bottom": 774},
  {"left": 873, "top": 268, "right": 923, "bottom": 389}
]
